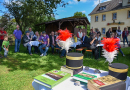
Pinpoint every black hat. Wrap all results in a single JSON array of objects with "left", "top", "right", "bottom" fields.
[
  {"left": 25, "top": 31, "right": 30, "bottom": 33},
  {"left": 42, "top": 31, "right": 46, "bottom": 34}
]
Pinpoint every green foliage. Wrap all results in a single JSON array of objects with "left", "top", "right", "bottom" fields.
[
  {"left": 73, "top": 12, "right": 90, "bottom": 35},
  {"left": 0, "top": 13, "right": 10, "bottom": 28},
  {"left": 74, "top": 12, "right": 86, "bottom": 17},
  {"left": 87, "top": 24, "right": 90, "bottom": 36},
  {"left": 2, "top": 0, "right": 67, "bottom": 33}
]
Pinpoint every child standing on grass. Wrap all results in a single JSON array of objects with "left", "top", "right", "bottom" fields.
[{"left": 2, "top": 36, "right": 10, "bottom": 57}]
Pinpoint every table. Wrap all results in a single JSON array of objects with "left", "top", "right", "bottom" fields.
[
  {"left": 71, "top": 41, "right": 81, "bottom": 48},
  {"left": 30, "top": 41, "right": 41, "bottom": 47},
  {"left": 32, "top": 67, "right": 130, "bottom": 90}
]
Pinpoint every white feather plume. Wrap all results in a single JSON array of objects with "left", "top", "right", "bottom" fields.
[
  {"left": 102, "top": 49, "right": 118, "bottom": 64},
  {"left": 58, "top": 38, "right": 73, "bottom": 53}
]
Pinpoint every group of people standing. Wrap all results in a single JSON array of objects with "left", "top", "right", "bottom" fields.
[{"left": 106, "top": 26, "right": 129, "bottom": 47}]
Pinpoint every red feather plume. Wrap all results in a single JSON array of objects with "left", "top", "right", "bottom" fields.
[
  {"left": 57, "top": 28, "right": 72, "bottom": 41},
  {"left": 101, "top": 38, "right": 119, "bottom": 52}
]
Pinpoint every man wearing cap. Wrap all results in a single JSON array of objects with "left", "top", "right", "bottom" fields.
[
  {"left": 0, "top": 27, "right": 7, "bottom": 52},
  {"left": 38, "top": 31, "right": 49, "bottom": 56},
  {"left": 23, "top": 31, "right": 32, "bottom": 55},
  {"left": 116, "top": 26, "right": 122, "bottom": 39},
  {"left": 13, "top": 25, "right": 22, "bottom": 53}
]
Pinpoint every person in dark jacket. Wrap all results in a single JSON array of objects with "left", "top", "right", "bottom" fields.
[
  {"left": 49, "top": 31, "right": 56, "bottom": 54},
  {"left": 79, "top": 32, "right": 88, "bottom": 54},
  {"left": 23, "top": 31, "right": 32, "bottom": 55},
  {"left": 87, "top": 33, "right": 99, "bottom": 60},
  {"left": 122, "top": 27, "right": 129, "bottom": 47},
  {"left": 89, "top": 29, "right": 95, "bottom": 36},
  {"left": 106, "top": 28, "right": 112, "bottom": 38},
  {"left": 80, "top": 32, "right": 88, "bottom": 47}
]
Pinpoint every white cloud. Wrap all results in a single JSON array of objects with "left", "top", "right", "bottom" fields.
[
  {"left": 81, "top": 10, "right": 86, "bottom": 13},
  {"left": 4, "top": 0, "right": 23, "bottom": 6},
  {"left": 57, "top": 10, "right": 66, "bottom": 12},
  {"left": 68, "top": 0, "right": 87, "bottom": 4},
  {"left": 68, "top": 1, "right": 74, "bottom": 4},
  {"left": 4, "top": 0, "right": 9, "bottom": 3},
  {"left": 93, "top": 0, "right": 111, "bottom": 7}
]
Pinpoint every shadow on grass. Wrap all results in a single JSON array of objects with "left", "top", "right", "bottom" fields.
[
  {"left": 0, "top": 45, "right": 130, "bottom": 75},
  {"left": 0, "top": 45, "right": 66, "bottom": 72}
]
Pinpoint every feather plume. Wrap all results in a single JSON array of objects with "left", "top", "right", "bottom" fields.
[
  {"left": 57, "top": 28, "right": 72, "bottom": 41},
  {"left": 101, "top": 38, "right": 119, "bottom": 64},
  {"left": 56, "top": 28, "right": 73, "bottom": 53}
]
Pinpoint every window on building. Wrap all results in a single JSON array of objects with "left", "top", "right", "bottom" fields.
[
  {"left": 100, "top": 7, "right": 102, "bottom": 10},
  {"left": 128, "top": 10, "right": 130, "bottom": 18},
  {"left": 128, "top": 27, "right": 130, "bottom": 35},
  {"left": 103, "top": 6, "right": 106, "bottom": 9},
  {"left": 95, "top": 16, "right": 98, "bottom": 22},
  {"left": 112, "top": 13, "right": 117, "bottom": 20},
  {"left": 102, "top": 28, "right": 106, "bottom": 34},
  {"left": 99, "top": 6, "right": 106, "bottom": 10},
  {"left": 95, "top": 28, "right": 98, "bottom": 32},
  {"left": 102, "top": 14, "right": 106, "bottom": 21}
]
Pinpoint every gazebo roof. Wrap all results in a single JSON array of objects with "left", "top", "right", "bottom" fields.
[{"left": 35, "top": 16, "right": 90, "bottom": 26}]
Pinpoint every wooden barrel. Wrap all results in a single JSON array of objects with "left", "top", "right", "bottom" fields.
[{"left": 108, "top": 63, "right": 128, "bottom": 81}]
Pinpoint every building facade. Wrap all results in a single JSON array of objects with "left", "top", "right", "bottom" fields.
[{"left": 89, "top": 0, "right": 130, "bottom": 40}]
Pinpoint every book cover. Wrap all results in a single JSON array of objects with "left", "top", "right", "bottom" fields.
[
  {"left": 34, "top": 69, "right": 71, "bottom": 88},
  {"left": 61, "top": 66, "right": 73, "bottom": 76},
  {"left": 73, "top": 72, "right": 97, "bottom": 83},
  {"left": 87, "top": 75, "right": 126, "bottom": 90}
]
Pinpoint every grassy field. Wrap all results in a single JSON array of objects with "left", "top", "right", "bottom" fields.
[{"left": 0, "top": 45, "right": 130, "bottom": 90}]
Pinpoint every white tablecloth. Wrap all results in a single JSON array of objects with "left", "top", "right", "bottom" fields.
[
  {"left": 32, "top": 67, "right": 130, "bottom": 90},
  {"left": 71, "top": 41, "right": 81, "bottom": 48},
  {"left": 96, "top": 44, "right": 104, "bottom": 47},
  {"left": 30, "top": 41, "right": 41, "bottom": 47}
]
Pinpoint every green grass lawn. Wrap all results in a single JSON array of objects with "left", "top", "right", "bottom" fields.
[{"left": 0, "top": 45, "right": 130, "bottom": 90}]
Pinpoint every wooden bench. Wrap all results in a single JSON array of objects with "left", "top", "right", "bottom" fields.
[
  {"left": 86, "top": 50, "right": 93, "bottom": 58},
  {"left": 55, "top": 48, "right": 60, "bottom": 54},
  {"left": 76, "top": 47, "right": 86, "bottom": 53}
]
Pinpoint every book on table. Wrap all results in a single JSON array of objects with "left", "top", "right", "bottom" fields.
[
  {"left": 34, "top": 69, "right": 71, "bottom": 88},
  {"left": 73, "top": 72, "right": 97, "bottom": 83},
  {"left": 87, "top": 75, "right": 126, "bottom": 90}
]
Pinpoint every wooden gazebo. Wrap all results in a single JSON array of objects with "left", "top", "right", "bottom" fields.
[{"left": 35, "top": 16, "right": 90, "bottom": 35}]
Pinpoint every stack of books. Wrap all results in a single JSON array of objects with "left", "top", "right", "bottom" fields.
[
  {"left": 34, "top": 69, "right": 71, "bottom": 88},
  {"left": 87, "top": 75, "right": 126, "bottom": 90}
]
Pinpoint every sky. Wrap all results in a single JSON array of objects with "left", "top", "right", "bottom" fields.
[{"left": 0, "top": 0, "right": 110, "bottom": 22}]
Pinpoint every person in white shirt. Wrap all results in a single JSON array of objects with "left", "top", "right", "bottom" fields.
[
  {"left": 116, "top": 26, "right": 122, "bottom": 40},
  {"left": 55, "top": 31, "right": 58, "bottom": 38},
  {"left": 77, "top": 29, "right": 83, "bottom": 41}
]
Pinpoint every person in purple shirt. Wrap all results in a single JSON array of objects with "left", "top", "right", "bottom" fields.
[
  {"left": 38, "top": 31, "right": 49, "bottom": 56},
  {"left": 13, "top": 25, "right": 22, "bottom": 53}
]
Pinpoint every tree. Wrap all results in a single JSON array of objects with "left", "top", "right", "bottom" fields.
[
  {"left": 2, "top": 0, "right": 68, "bottom": 33},
  {"left": 0, "top": 13, "right": 10, "bottom": 28},
  {"left": 73, "top": 12, "right": 90, "bottom": 35},
  {"left": 74, "top": 12, "right": 86, "bottom": 17}
]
